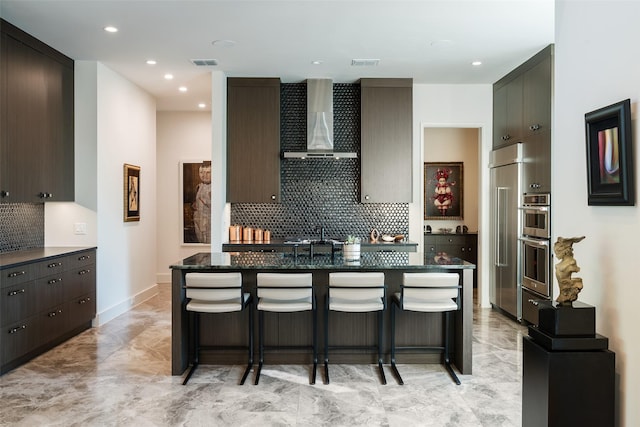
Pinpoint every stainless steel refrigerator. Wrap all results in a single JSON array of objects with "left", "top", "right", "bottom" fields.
[{"left": 489, "top": 143, "right": 523, "bottom": 319}]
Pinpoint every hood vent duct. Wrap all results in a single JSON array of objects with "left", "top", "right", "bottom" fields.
[{"left": 283, "top": 79, "right": 357, "bottom": 159}]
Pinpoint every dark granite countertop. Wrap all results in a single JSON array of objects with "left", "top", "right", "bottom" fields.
[
  {"left": 0, "top": 247, "right": 97, "bottom": 269},
  {"left": 171, "top": 251, "right": 475, "bottom": 270}
]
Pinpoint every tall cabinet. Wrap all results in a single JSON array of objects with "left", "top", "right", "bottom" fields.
[
  {"left": 226, "top": 78, "right": 281, "bottom": 203},
  {"left": 492, "top": 45, "right": 553, "bottom": 193},
  {"left": 0, "top": 19, "right": 74, "bottom": 203},
  {"left": 360, "top": 78, "right": 412, "bottom": 203}
]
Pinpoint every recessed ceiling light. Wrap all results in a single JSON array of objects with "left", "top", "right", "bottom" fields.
[
  {"left": 312, "top": 60, "right": 323, "bottom": 65},
  {"left": 164, "top": 74, "right": 174, "bottom": 80},
  {"left": 198, "top": 103, "right": 206, "bottom": 109},
  {"left": 472, "top": 61, "right": 482, "bottom": 66},
  {"left": 104, "top": 26, "right": 118, "bottom": 33},
  {"left": 179, "top": 86, "right": 188, "bottom": 92},
  {"left": 146, "top": 60, "right": 157, "bottom": 65},
  {"left": 212, "top": 39, "right": 236, "bottom": 47}
]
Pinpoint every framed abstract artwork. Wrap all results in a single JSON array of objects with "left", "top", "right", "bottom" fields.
[
  {"left": 180, "top": 160, "right": 211, "bottom": 244},
  {"left": 424, "top": 162, "right": 463, "bottom": 220},
  {"left": 585, "top": 99, "right": 634, "bottom": 206},
  {"left": 123, "top": 163, "right": 140, "bottom": 222}
]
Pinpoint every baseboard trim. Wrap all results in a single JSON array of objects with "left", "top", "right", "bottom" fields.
[{"left": 93, "top": 283, "right": 159, "bottom": 326}]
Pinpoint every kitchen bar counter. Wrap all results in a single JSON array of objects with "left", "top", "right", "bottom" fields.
[{"left": 170, "top": 252, "right": 475, "bottom": 377}]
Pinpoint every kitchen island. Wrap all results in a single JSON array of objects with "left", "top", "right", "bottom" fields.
[{"left": 171, "top": 251, "right": 475, "bottom": 377}]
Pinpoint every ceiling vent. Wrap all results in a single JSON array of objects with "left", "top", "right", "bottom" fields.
[
  {"left": 351, "top": 58, "right": 380, "bottom": 66},
  {"left": 190, "top": 59, "right": 219, "bottom": 67}
]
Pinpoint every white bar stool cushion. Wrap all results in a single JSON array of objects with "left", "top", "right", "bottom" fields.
[
  {"left": 328, "top": 272, "right": 385, "bottom": 312},
  {"left": 257, "top": 273, "right": 313, "bottom": 312},
  {"left": 185, "top": 272, "right": 246, "bottom": 313}
]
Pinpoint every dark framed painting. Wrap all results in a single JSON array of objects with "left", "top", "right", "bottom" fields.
[
  {"left": 585, "top": 99, "right": 634, "bottom": 206},
  {"left": 123, "top": 163, "right": 140, "bottom": 222},
  {"left": 181, "top": 160, "right": 211, "bottom": 245},
  {"left": 424, "top": 162, "right": 463, "bottom": 220}
]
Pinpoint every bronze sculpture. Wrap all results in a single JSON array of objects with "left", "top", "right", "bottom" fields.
[{"left": 554, "top": 236, "right": 586, "bottom": 305}]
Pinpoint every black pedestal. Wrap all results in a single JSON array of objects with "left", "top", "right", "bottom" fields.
[
  {"left": 538, "top": 301, "right": 596, "bottom": 336},
  {"left": 522, "top": 337, "right": 615, "bottom": 427}
]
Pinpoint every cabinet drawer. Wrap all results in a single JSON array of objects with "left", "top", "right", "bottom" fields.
[
  {"left": 38, "top": 304, "right": 68, "bottom": 346},
  {"left": 37, "top": 256, "right": 67, "bottom": 277},
  {"left": 1, "top": 264, "right": 34, "bottom": 289},
  {"left": 67, "top": 250, "right": 96, "bottom": 269},
  {"left": 32, "top": 273, "right": 66, "bottom": 314},
  {"left": 64, "top": 264, "right": 95, "bottom": 300},
  {"left": 2, "top": 281, "right": 36, "bottom": 326},
  {"left": 67, "top": 292, "right": 95, "bottom": 330},
  {"left": 2, "top": 316, "right": 37, "bottom": 364}
]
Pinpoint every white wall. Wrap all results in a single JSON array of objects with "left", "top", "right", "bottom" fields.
[
  {"left": 47, "top": 61, "right": 158, "bottom": 326},
  {"left": 156, "top": 111, "right": 212, "bottom": 284},
  {"left": 554, "top": 2, "right": 639, "bottom": 424},
  {"left": 412, "top": 84, "right": 492, "bottom": 307},
  {"left": 423, "top": 127, "right": 479, "bottom": 232}
]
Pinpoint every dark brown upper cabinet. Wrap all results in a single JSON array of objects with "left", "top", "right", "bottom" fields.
[
  {"left": 1, "top": 20, "right": 74, "bottom": 203},
  {"left": 492, "top": 73, "right": 524, "bottom": 149},
  {"left": 360, "top": 78, "right": 413, "bottom": 203},
  {"left": 493, "top": 45, "right": 553, "bottom": 192},
  {"left": 226, "top": 78, "right": 281, "bottom": 203}
]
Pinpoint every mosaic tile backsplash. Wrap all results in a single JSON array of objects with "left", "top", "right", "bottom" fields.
[
  {"left": 231, "top": 83, "right": 409, "bottom": 241},
  {"left": 0, "top": 203, "right": 44, "bottom": 253}
]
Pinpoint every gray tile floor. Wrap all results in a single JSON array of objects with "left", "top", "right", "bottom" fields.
[{"left": 0, "top": 286, "right": 527, "bottom": 426}]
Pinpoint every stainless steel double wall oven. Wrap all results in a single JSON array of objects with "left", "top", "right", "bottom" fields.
[{"left": 519, "top": 193, "right": 552, "bottom": 324}]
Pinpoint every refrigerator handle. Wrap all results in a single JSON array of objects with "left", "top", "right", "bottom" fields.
[{"left": 495, "top": 187, "right": 507, "bottom": 267}]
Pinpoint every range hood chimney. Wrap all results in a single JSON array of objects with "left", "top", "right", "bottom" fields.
[{"left": 283, "top": 79, "right": 357, "bottom": 159}]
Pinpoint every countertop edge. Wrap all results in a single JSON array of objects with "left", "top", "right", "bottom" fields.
[{"left": 0, "top": 246, "right": 98, "bottom": 269}]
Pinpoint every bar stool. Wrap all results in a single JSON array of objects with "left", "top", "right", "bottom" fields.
[
  {"left": 182, "top": 272, "right": 253, "bottom": 385},
  {"left": 390, "top": 272, "right": 461, "bottom": 385},
  {"left": 255, "top": 273, "right": 317, "bottom": 385},
  {"left": 324, "top": 272, "right": 386, "bottom": 385}
]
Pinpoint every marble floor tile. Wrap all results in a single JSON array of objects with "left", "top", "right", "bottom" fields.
[{"left": 0, "top": 285, "right": 527, "bottom": 427}]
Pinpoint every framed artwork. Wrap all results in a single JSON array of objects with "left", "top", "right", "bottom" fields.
[
  {"left": 585, "top": 99, "right": 634, "bottom": 206},
  {"left": 181, "top": 160, "right": 212, "bottom": 245},
  {"left": 123, "top": 163, "right": 140, "bottom": 222},
  {"left": 424, "top": 162, "right": 463, "bottom": 220}
]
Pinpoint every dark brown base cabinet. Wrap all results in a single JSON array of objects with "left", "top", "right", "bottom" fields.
[
  {"left": 522, "top": 337, "right": 615, "bottom": 427},
  {"left": 424, "top": 233, "right": 477, "bottom": 285},
  {"left": 1, "top": 248, "right": 96, "bottom": 374}
]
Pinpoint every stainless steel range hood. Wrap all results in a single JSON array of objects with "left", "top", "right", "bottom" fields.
[{"left": 283, "top": 79, "right": 357, "bottom": 159}]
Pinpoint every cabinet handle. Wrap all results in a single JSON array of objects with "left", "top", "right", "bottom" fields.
[
  {"left": 8, "top": 270, "right": 26, "bottom": 278},
  {"left": 48, "top": 262, "right": 63, "bottom": 269},
  {"left": 529, "top": 124, "right": 541, "bottom": 131},
  {"left": 364, "top": 195, "right": 370, "bottom": 200},
  {"left": 48, "top": 278, "right": 63, "bottom": 285},
  {"left": 501, "top": 134, "right": 511, "bottom": 141},
  {"left": 78, "top": 269, "right": 91, "bottom": 275},
  {"left": 79, "top": 297, "right": 91, "bottom": 304},
  {"left": 529, "top": 183, "right": 541, "bottom": 189},
  {"left": 38, "top": 192, "right": 54, "bottom": 199},
  {"left": 528, "top": 299, "right": 539, "bottom": 306},
  {"left": 0, "top": 190, "right": 9, "bottom": 198},
  {"left": 78, "top": 255, "right": 91, "bottom": 261},
  {"left": 48, "top": 309, "right": 63, "bottom": 317},
  {"left": 461, "top": 247, "right": 465, "bottom": 252},
  {"left": 270, "top": 194, "right": 276, "bottom": 200},
  {"left": 9, "top": 325, "right": 26, "bottom": 334},
  {"left": 7, "top": 289, "right": 26, "bottom": 297}
]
